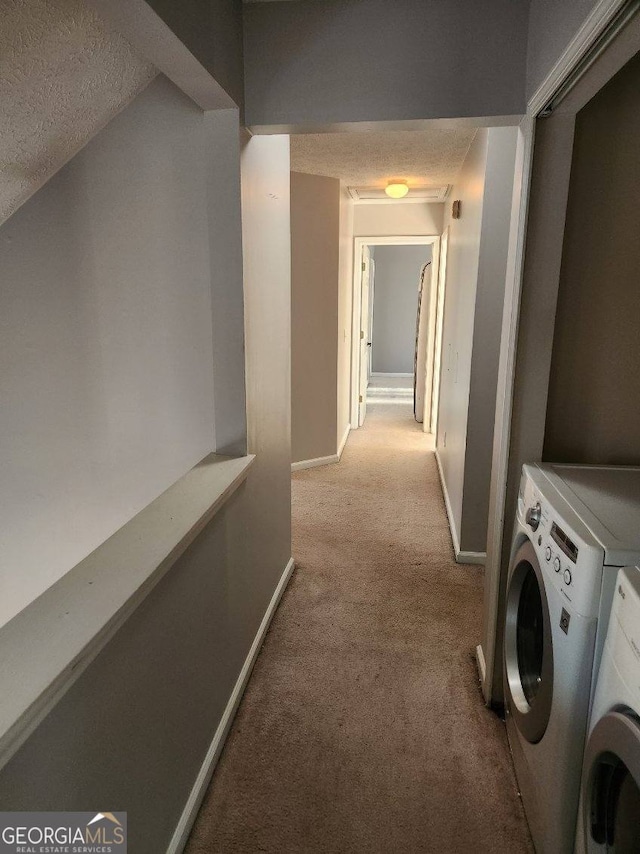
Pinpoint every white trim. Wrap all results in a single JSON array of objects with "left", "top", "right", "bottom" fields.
[
  {"left": 356, "top": 235, "right": 440, "bottom": 247},
  {"left": 350, "top": 240, "right": 363, "bottom": 429},
  {"left": 482, "top": 116, "right": 535, "bottom": 704},
  {"left": 458, "top": 551, "right": 486, "bottom": 566},
  {"left": 430, "top": 226, "right": 449, "bottom": 436},
  {"left": 291, "top": 454, "right": 339, "bottom": 472},
  {"left": 476, "top": 644, "right": 487, "bottom": 684},
  {"left": 167, "top": 557, "right": 295, "bottom": 854},
  {"left": 371, "top": 372, "right": 413, "bottom": 378},
  {"left": 421, "top": 237, "right": 441, "bottom": 433},
  {"left": 350, "top": 235, "right": 440, "bottom": 428},
  {"left": 250, "top": 116, "right": 522, "bottom": 136},
  {"left": 527, "top": 0, "right": 629, "bottom": 116},
  {"left": 292, "top": 424, "right": 351, "bottom": 472},
  {"left": 349, "top": 196, "right": 449, "bottom": 206},
  {"left": 337, "top": 423, "right": 351, "bottom": 459},
  {"left": 434, "top": 451, "right": 486, "bottom": 566},
  {"left": 434, "top": 449, "right": 461, "bottom": 558},
  {"left": 348, "top": 185, "right": 450, "bottom": 203}
]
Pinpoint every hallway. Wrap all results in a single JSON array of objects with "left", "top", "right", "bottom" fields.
[{"left": 186, "top": 404, "right": 532, "bottom": 853}]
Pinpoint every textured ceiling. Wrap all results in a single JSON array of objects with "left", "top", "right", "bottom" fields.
[
  {"left": 0, "top": 0, "right": 157, "bottom": 225},
  {"left": 290, "top": 128, "right": 476, "bottom": 188}
]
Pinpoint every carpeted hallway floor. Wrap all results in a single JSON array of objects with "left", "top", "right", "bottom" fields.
[{"left": 186, "top": 403, "right": 533, "bottom": 853}]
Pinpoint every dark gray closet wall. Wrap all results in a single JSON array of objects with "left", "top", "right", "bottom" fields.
[{"left": 544, "top": 51, "right": 640, "bottom": 465}]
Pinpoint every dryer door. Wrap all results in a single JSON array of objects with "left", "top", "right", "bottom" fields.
[
  {"left": 504, "top": 539, "right": 554, "bottom": 743},
  {"left": 582, "top": 711, "right": 640, "bottom": 853}
]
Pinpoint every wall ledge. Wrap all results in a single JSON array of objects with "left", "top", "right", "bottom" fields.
[{"left": 0, "top": 452, "right": 255, "bottom": 772}]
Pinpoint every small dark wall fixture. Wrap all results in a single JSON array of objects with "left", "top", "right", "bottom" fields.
[{"left": 452, "top": 200, "right": 462, "bottom": 219}]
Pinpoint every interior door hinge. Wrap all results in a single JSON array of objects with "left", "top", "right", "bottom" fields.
[
  {"left": 362, "top": 261, "right": 366, "bottom": 271},
  {"left": 359, "top": 394, "right": 363, "bottom": 403},
  {"left": 360, "top": 330, "right": 365, "bottom": 339}
]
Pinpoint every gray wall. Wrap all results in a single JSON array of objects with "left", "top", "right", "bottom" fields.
[
  {"left": 544, "top": 51, "right": 640, "bottom": 465},
  {"left": 240, "top": 132, "right": 293, "bottom": 645},
  {"left": 0, "top": 86, "right": 293, "bottom": 854},
  {"left": 462, "top": 127, "right": 518, "bottom": 551},
  {"left": 437, "top": 127, "right": 517, "bottom": 555},
  {"left": 354, "top": 202, "right": 444, "bottom": 237},
  {"left": 0, "top": 76, "right": 216, "bottom": 629},
  {"left": 526, "top": 0, "right": 600, "bottom": 98},
  {"left": 205, "top": 108, "right": 248, "bottom": 456},
  {"left": 144, "top": 0, "right": 244, "bottom": 106},
  {"left": 437, "top": 131, "right": 488, "bottom": 553},
  {"left": 291, "top": 171, "right": 341, "bottom": 464},
  {"left": 243, "top": 0, "right": 529, "bottom": 128},
  {"left": 371, "top": 245, "right": 431, "bottom": 374}
]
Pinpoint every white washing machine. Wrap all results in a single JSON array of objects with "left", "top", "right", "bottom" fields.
[
  {"left": 578, "top": 566, "right": 640, "bottom": 854},
  {"left": 503, "top": 464, "right": 640, "bottom": 854}
]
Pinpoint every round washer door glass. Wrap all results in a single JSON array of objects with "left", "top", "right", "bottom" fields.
[
  {"left": 504, "top": 539, "right": 554, "bottom": 743},
  {"left": 516, "top": 564, "right": 544, "bottom": 705},
  {"left": 583, "top": 711, "right": 640, "bottom": 853},
  {"left": 613, "top": 764, "right": 640, "bottom": 852}
]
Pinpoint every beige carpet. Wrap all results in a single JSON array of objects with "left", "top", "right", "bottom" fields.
[{"left": 186, "top": 403, "right": 533, "bottom": 853}]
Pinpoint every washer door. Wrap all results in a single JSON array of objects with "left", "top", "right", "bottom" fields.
[
  {"left": 504, "top": 539, "right": 554, "bottom": 743},
  {"left": 582, "top": 711, "right": 640, "bottom": 853}
]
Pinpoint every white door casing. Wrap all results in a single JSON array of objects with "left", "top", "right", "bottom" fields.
[
  {"left": 414, "top": 261, "right": 432, "bottom": 424},
  {"left": 367, "top": 257, "right": 375, "bottom": 380},
  {"left": 358, "top": 246, "right": 372, "bottom": 427},
  {"left": 350, "top": 235, "right": 440, "bottom": 430},
  {"left": 430, "top": 227, "right": 448, "bottom": 435}
]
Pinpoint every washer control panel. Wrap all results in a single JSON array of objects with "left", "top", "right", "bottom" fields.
[
  {"left": 542, "top": 538, "right": 575, "bottom": 597},
  {"left": 519, "top": 465, "right": 606, "bottom": 618}
]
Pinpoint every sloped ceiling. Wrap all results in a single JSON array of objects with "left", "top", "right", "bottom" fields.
[
  {"left": 0, "top": 0, "right": 157, "bottom": 224},
  {"left": 290, "top": 127, "right": 476, "bottom": 188}
]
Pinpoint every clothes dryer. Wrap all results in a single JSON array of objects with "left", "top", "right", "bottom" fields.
[
  {"left": 578, "top": 566, "right": 640, "bottom": 854},
  {"left": 503, "top": 464, "right": 640, "bottom": 853}
]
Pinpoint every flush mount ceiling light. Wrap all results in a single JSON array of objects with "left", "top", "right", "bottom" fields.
[{"left": 385, "top": 181, "right": 409, "bottom": 199}]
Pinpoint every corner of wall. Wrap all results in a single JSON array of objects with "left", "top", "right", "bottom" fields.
[{"left": 338, "top": 184, "right": 355, "bottom": 447}]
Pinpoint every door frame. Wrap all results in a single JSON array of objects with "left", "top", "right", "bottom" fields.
[
  {"left": 357, "top": 245, "right": 373, "bottom": 427},
  {"left": 430, "top": 226, "right": 448, "bottom": 435},
  {"left": 480, "top": 0, "right": 640, "bottom": 705},
  {"left": 350, "top": 234, "right": 440, "bottom": 430}
]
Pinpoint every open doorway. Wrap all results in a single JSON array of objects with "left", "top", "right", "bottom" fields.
[{"left": 351, "top": 235, "right": 442, "bottom": 432}]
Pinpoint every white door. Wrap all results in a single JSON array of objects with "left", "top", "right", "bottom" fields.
[
  {"left": 367, "top": 257, "right": 375, "bottom": 379},
  {"left": 430, "top": 228, "right": 448, "bottom": 434},
  {"left": 414, "top": 262, "right": 432, "bottom": 424},
  {"left": 358, "top": 246, "right": 372, "bottom": 427}
]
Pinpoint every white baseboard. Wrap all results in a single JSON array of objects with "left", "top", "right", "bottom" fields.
[
  {"left": 458, "top": 551, "right": 486, "bottom": 565},
  {"left": 292, "top": 425, "right": 351, "bottom": 472},
  {"left": 291, "top": 453, "right": 339, "bottom": 472},
  {"left": 434, "top": 449, "right": 461, "bottom": 557},
  {"left": 476, "top": 644, "right": 487, "bottom": 685},
  {"left": 434, "top": 450, "right": 486, "bottom": 566},
  {"left": 337, "top": 423, "right": 351, "bottom": 459},
  {"left": 167, "top": 557, "right": 295, "bottom": 854},
  {"left": 371, "top": 372, "right": 413, "bottom": 378}
]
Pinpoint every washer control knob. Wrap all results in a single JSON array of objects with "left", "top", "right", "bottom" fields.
[
  {"left": 564, "top": 568, "right": 572, "bottom": 586},
  {"left": 545, "top": 546, "right": 552, "bottom": 561},
  {"left": 554, "top": 557, "right": 561, "bottom": 573},
  {"left": 526, "top": 502, "right": 542, "bottom": 531}
]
